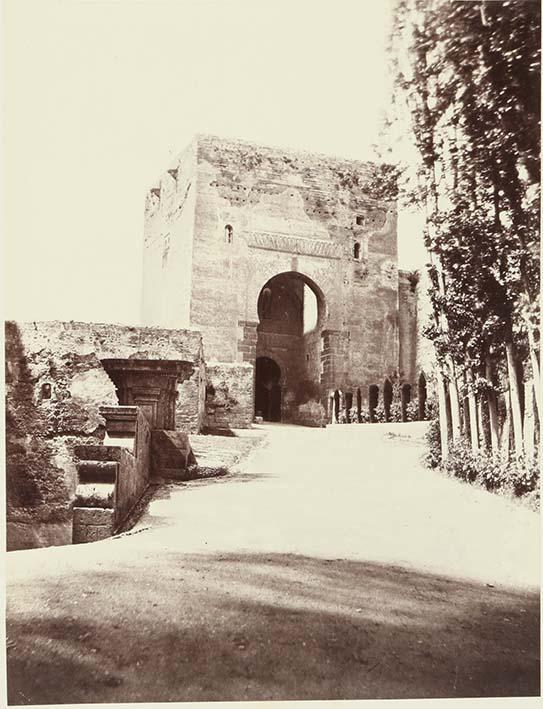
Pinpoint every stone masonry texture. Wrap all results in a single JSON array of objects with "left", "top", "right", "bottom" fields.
[
  {"left": 5, "top": 320, "right": 205, "bottom": 550},
  {"left": 142, "top": 134, "right": 419, "bottom": 423}
]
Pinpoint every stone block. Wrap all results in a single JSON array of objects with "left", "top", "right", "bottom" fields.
[{"left": 72, "top": 507, "right": 115, "bottom": 544}]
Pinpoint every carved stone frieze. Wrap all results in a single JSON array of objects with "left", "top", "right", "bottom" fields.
[{"left": 246, "top": 231, "right": 342, "bottom": 259}]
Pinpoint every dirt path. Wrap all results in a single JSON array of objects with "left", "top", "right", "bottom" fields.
[{"left": 6, "top": 423, "right": 540, "bottom": 703}]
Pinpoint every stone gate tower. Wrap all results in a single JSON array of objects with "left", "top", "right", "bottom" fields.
[{"left": 142, "top": 135, "right": 418, "bottom": 427}]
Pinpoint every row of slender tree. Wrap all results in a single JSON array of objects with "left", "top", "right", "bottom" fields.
[{"left": 389, "top": 0, "right": 540, "bottom": 462}]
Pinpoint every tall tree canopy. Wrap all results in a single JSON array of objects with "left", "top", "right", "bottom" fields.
[{"left": 390, "top": 0, "right": 540, "bottom": 460}]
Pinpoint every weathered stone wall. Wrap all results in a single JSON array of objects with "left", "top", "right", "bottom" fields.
[
  {"left": 191, "top": 135, "right": 399, "bottom": 402},
  {"left": 291, "top": 401, "right": 327, "bottom": 428},
  {"left": 115, "top": 409, "right": 152, "bottom": 528},
  {"left": 5, "top": 320, "right": 205, "bottom": 550},
  {"left": 204, "top": 362, "right": 254, "bottom": 430},
  {"left": 142, "top": 139, "right": 198, "bottom": 329},
  {"left": 142, "top": 135, "right": 400, "bottom": 417}
]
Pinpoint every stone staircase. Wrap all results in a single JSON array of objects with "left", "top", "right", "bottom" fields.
[{"left": 73, "top": 445, "right": 120, "bottom": 543}]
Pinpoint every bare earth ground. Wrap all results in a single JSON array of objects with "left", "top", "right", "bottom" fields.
[{"left": 6, "top": 422, "right": 540, "bottom": 704}]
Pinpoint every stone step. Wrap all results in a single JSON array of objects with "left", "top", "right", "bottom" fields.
[
  {"left": 73, "top": 445, "right": 123, "bottom": 462},
  {"left": 74, "top": 483, "right": 115, "bottom": 509},
  {"left": 76, "top": 460, "right": 118, "bottom": 483}
]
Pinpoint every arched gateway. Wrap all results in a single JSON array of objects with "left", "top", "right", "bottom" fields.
[{"left": 255, "top": 272, "right": 325, "bottom": 422}]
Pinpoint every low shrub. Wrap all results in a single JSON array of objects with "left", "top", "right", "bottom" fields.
[
  {"left": 442, "top": 440, "right": 479, "bottom": 482},
  {"left": 405, "top": 401, "right": 419, "bottom": 422},
  {"left": 348, "top": 407, "right": 360, "bottom": 423},
  {"left": 359, "top": 407, "right": 371, "bottom": 423},
  {"left": 425, "top": 416, "right": 442, "bottom": 468},
  {"left": 510, "top": 460, "right": 540, "bottom": 497},
  {"left": 424, "top": 421, "right": 540, "bottom": 507}
]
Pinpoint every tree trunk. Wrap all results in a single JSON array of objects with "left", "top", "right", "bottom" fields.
[
  {"left": 523, "top": 379, "right": 535, "bottom": 464},
  {"left": 500, "top": 392, "right": 511, "bottom": 463},
  {"left": 436, "top": 369, "right": 450, "bottom": 461},
  {"left": 485, "top": 357, "right": 500, "bottom": 457},
  {"left": 465, "top": 366, "right": 480, "bottom": 451},
  {"left": 505, "top": 341, "right": 524, "bottom": 459},
  {"left": 525, "top": 323, "right": 542, "bottom": 422},
  {"left": 477, "top": 397, "right": 487, "bottom": 450},
  {"left": 447, "top": 358, "right": 462, "bottom": 441}
]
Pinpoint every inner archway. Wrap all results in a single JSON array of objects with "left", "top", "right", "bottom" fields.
[
  {"left": 256, "top": 271, "right": 325, "bottom": 422},
  {"left": 255, "top": 356, "right": 281, "bottom": 421}
]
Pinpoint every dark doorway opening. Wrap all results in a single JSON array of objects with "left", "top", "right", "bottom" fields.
[{"left": 255, "top": 357, "right": 282, "bottom": 422}]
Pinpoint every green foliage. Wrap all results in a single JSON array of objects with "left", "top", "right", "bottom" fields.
[
  {"left": 390, "top": 0, "right": 540, "bottom": 371},
  {"left": 366, "top": 163, "right": 401, "bottom": 200},
  {"left": 429, "top": 436, "right": 539, "bottom": 505},
  {"left": 373, "top": 404, "right": 386, "bottom": 423},
  {"left": 358, "top": 407, "right": 371, "bottom": 424},
  {"left": 343, "top": 402, "right": 424, "bottom": 424},
  {"left": 390, "top": 0, "right": 540, "bottom": 474},
  {"left": 510, "top": 460, "right": 540, "bottom": 497},
  {"left": 425, "top": 415, "right": 442, "bottom": 468},
  {"left": 347, "top": 407, "right": 363, "bottom": 423},
  {"left": 405, "top": 401, "right": 419, "bottom": 422}
]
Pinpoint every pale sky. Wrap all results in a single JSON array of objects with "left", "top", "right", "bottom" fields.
[{"left": 4, "top": 0, "right": 424, "bottom": 325}]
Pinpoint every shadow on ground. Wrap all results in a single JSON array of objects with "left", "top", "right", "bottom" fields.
[{"left": 7, "top": 552, "right": 540, "bottom": 704}]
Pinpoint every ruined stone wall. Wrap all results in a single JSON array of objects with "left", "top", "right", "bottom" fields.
[
  {"left": 141, "top": 134, "right": 405, "bottom": 422},
  {"left": 115, "top": 409, "right": 152, "bottom": 528},
  {"left": 142, "top": 139, "right": 198, "bottom": 329},
  {"left": 5, "top": 320, "right": 205, "bottom": 550},
  {"left": 189, "top": 135, "right": 399, "bottom": 403},
  {"left": 204, "top": 362, "right": 254, "bottom": 430},
  {"left": 398, "top": 270, "right": 418, "bottom": 385}
]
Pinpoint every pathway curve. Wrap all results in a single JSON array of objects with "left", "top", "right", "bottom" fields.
[{"left": 6, "top": 423, "right": 540, "bottom": 703}]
